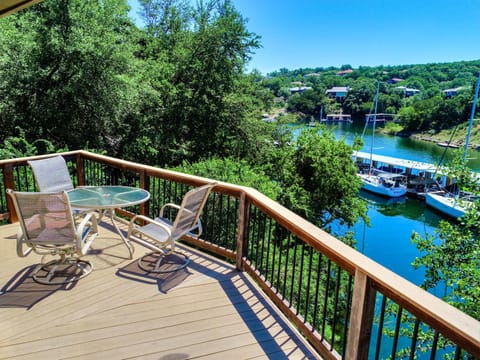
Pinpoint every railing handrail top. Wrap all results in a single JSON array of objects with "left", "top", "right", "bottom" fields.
[
  {"left": 0, "top": 150, "right": 80, "bottom": 167},
  {"left": 243, "top": 187, "right": 480, "bottom": 349}
]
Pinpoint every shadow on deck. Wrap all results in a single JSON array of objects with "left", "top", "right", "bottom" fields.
[{"left": 0, "top": 222, "right": 320, "bottom": 359}]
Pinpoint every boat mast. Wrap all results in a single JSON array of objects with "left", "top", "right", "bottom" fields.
[
  {"left": 464, "top": 74, "right": 480, "bottom": 161},
  {"left": 369, "top": 80, "right": 380, "bottom": 172}
]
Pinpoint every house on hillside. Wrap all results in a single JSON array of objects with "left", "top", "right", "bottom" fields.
[
  {"left": 336, "top": 69, "right": 353, "bottom": 76},
  {"left": 443, "top": 87, "right": 465, "bottom": 98},
  {"left": 395, "top": 86, "right": 420, "bottom": 97},
  {"left": 289, "top": 86, "right": 313, "bottom": 94},
  {"left": 325, "top": 86, "right": 350, "bottom": 102},
  {"left": 387, "top": 77, "right": 403, "bottom": 84}
]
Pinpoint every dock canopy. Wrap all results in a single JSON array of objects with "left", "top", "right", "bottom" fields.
[{"left": 0, "top": 0, "right": 42, "bottom": 17}]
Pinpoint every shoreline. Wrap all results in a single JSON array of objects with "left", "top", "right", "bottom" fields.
[
  {"left": 408, "top": 133, "right": 480, "bottom": 150},
  {"left": 377, "top": 129, "right": 480, "bottom": 150}
]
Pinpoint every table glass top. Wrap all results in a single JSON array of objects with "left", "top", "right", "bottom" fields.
[{"left": 67, "top": 186, "right": 150, "bottom": 209}]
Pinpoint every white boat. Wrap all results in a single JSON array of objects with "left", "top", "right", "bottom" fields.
[
  {"left": 358, "top": 81, "right": 407, "bottom": 198},
  {"left": 358, "top": 171, "right": 407, "bottom": 197},
  {"left": 425, "top": 191, "right": 467, "bottom": 218},
  {"left": 424, "top": 75, "right": 480, "bottom": 219}
]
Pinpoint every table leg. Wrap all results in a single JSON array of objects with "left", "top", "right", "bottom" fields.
[{"left": 108, "top": 209, "right": 134, "bottom": 259}]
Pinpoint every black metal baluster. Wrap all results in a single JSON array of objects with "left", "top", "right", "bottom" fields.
[
  {"left": 409, "top": 319, "right": 420, "bottom": 359},
  {"left": 321, "top": 260, "right": 332, "bottom": 340},
  {"left": 330, "top": 265, "right": 342, "bottom": 350},
  {"left": 312, "top": 252, "right": 323, "bottom": 331},
  {"left": 296, "top": 242, "right": 306, "bottom": 315},
  {"left": 282, "top": 232, "right": 292, "bottom": 301},
  {"left": 275, "top": 226, "right": 284, "bottom": 294},
  {"left": 429, "top": 331, "right": 439, "bottom": 360},
  {"left": 265, "top": 217, "right": 273, "bottom": 283},
  {"left": 374, "top": 295, "right": 387, "bottom": 360},
  {"left": 390, "top": 306, "right": 404, "bottom": 360},
  {"left": 304, "top": 246, "right": 314, "bottom": 323},
  {"left": 341, "top": 274, "right": 353, "bottom": 357}
]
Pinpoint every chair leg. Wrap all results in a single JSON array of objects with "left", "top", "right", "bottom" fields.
[
  {"left": 32, "top": 256, "right": 93, "bottom": 285},
  {"left": 137, "top": 251, "right": 189, "bottom": 273}
]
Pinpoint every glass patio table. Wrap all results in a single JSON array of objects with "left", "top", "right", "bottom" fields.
[{"left": 67, "top": 186, "right": 150, "bottom": 258}]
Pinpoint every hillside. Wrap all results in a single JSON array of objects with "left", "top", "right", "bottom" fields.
[
  {"left": 260, "top": 60, "right": 480, "bottom": 137},
  {"left": 411, "top": 120, "right": 480, "bottom": 149}
]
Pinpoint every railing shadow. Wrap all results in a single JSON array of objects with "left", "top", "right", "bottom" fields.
[{"left": 116, "top": 243, "right": 318, "bottom": 358}]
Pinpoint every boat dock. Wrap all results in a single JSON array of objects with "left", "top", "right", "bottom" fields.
[
  {"left": 365, "top": 113, "right": 396, "bottom": 123},
  {"left": 354, "top": 151, "right": 446, "bottom": 199},
  {"left": 321, "top": 114, "right": 352, "bottom": 123}
]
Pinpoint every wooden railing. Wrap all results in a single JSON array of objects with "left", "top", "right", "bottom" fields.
[{"left": 1, "top": 150, "right": 479, "bottom": 359}]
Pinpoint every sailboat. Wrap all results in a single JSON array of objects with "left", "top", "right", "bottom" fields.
[
  {"left": 424, "top": 75, "right": 480, "bottom": 218},
  {"left": 357, "top": 81, "right": 407, "bottom": 198}
]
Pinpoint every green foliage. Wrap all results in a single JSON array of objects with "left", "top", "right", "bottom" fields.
[
  {"left": 118, "top": 0, "right": 264, "bottom": 166},
  {"left": 0, "top": 0, "right": 136, "bottom": 152},
  {"left": 397, "top": 105, "right": 417, "bottom": 130},
  {"left": 406, "top": 153, "right": 479, "bottom": 359},
  {"left": 383, "top": 121, "right": 403, "bottom": 134},
  {"left": 172, "top": 157, "right": 281, "bottom": 200},
  {"left": 411, "top": 152, "right": 480, "bottom": 321},
  {"left": 0, "top": 129, "right": 60, "bottom": 159},
  {"left": 258, "top": 125, "right": 368, "bottom": 229},
  {"left": 293, "top": 127, "right": 368, "bottom": 228}
]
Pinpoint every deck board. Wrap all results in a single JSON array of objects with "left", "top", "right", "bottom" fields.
[{"left": 0, "top": 222, "right": 320, "bottom": 359}]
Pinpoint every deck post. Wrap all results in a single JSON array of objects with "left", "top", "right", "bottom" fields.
[
  {"left": 346, "top": 270, "right": 376, "bottom": 359},
  {"left": 3, "top": 164, "right": 17, "bottom": 222},
  {"left": 139, "top": 170, "right": 149, "bottom": 218},
  {"left": 235, "top": 191, "right": 250, "bottom": 271},
  {"left": 75, "top": 153, "right": 85, "bottom": 186}
]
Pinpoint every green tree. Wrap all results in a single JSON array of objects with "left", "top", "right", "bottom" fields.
[
  {"left": 406, "top": 152, "right": 480, "bottom": 358},
  {"left": 132, "top": 0, "right": 261, "bottom": 166},
  {"left": 0, "top": 0, "right": 136, "bottom": 151},
  {"left": 397, "top": 105, "right": 418, "bottom": 130},
  {"left": 412, "top": 151, "right": 479, "bottom": 321},
  {"left": 259, "top": 125, "right": 368, "bottom": 229},
  {"left": 342, "top": 78, "right": 377, "bottom": 117},
  {"left": 173, "top": 157, "right": 281, "bottom": 200},
  {"left": 287, "top": 90, "right": 317, "bottom": 115},
  {"left": 293, "top": 127, "right": 368, "bottom": 228}
]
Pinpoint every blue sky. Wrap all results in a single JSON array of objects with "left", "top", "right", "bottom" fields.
[{"left": 127, "top": 0, "right": 480, "bottom": 75}]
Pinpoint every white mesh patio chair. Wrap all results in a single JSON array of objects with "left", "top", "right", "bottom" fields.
[
  {"left": 127, "top": 182, "right": 216, "bottom": 273},
  {"left": 7, "top": 189, "right": 98, "bottom": 285},
  {"left": 28, "top": 155, "right": 74, "bottom": 193},
  {"left": 28, "top": 155, "right": 101, "bottom": 219}
]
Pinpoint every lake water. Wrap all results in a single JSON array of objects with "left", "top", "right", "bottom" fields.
[{"left": 294, "top": 123, "right": 479, "bottom": 287}]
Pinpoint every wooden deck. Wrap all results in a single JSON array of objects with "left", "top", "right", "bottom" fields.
[{"left": 0, "top": 221, "right": 320, "bottom": 359}]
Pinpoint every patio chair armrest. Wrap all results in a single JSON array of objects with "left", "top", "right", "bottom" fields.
[
  {"left": 128, "top": 214, "right": 153, "bottom": 227},
  {"left": 190, "top": 218, "right": 203, "bottom": 237},
  {"left": 159, "top": 203, "right": 181, "bottom": 217},
  {"left": 75, "top": 211, "right": 98, "bottom": 254},
  {"left": 16, "top": 228, "right": 33, "bottom": 257},
  {"left": 128, "top": 215, "right": 173, "bottom": 238},
  {"left": 76, "top": 211, "right": 98, "bottom": 233}
]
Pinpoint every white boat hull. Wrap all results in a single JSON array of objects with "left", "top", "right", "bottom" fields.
[
  {"left": 425, "top": 192, "right": 466, "bottom": 219},
  {"left": 358, "top": 174, "right": 407, "bottom": 198}
]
